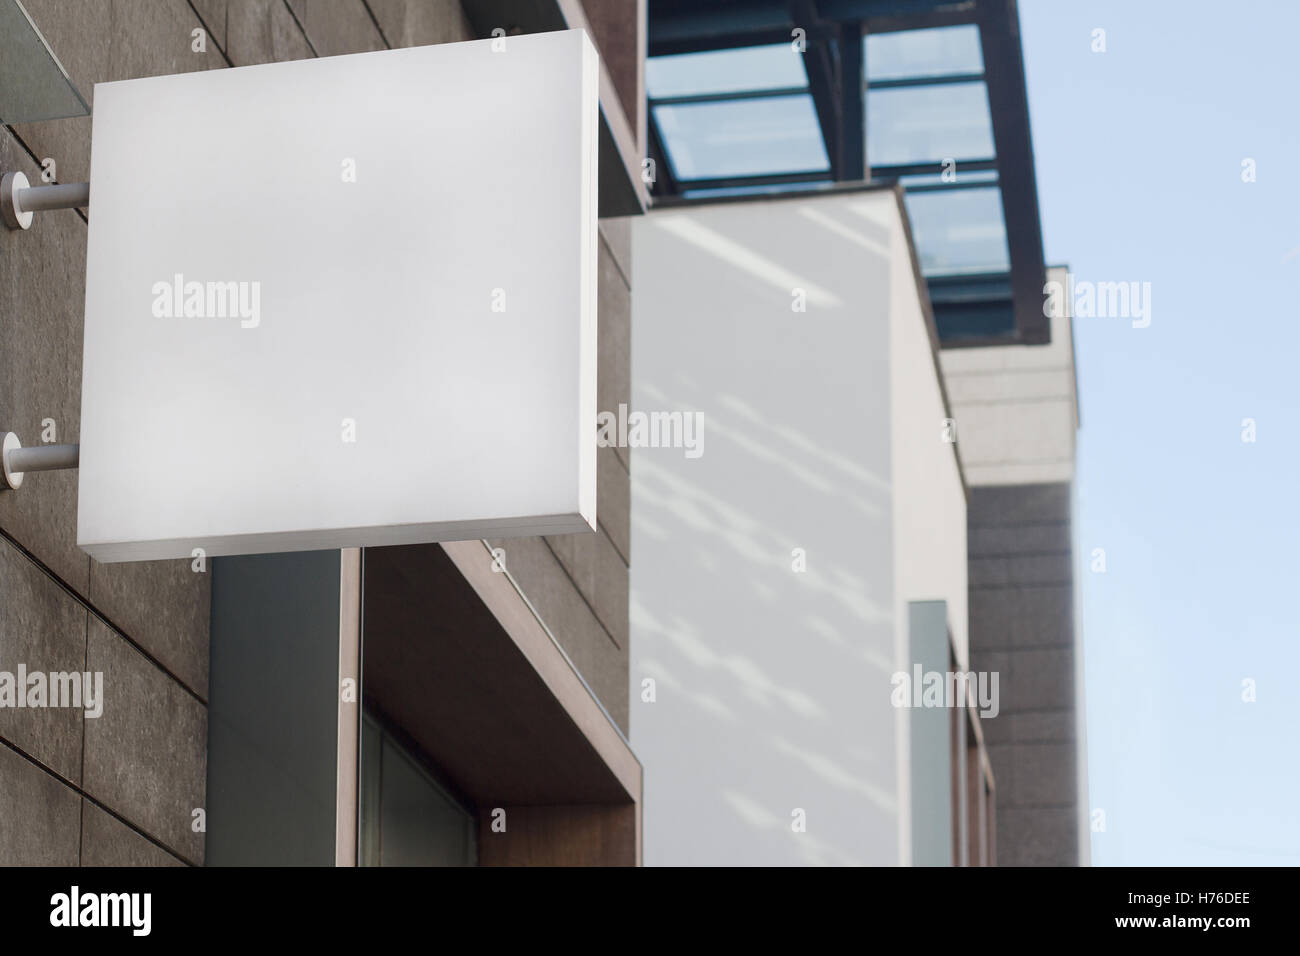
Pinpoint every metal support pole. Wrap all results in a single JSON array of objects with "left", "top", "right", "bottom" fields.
[
  {"left": 1, "top": 172, "right": 90, "bottom": 230},
  {"left": 1, "top": 432, "right": 80, "bottom": 490},
  {"left": 18, "top": 181, "right": 90, "bottom": 212}
]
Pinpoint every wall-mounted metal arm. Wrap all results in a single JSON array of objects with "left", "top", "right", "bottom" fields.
[
  {"left": 2, "top": 172, "right": 89, "bottom": 230},
  {"left": 1, "top": 432, "right": 79, "bottom": 490}
]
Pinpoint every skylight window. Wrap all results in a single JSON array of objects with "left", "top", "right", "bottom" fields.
[
  {"left": 646, "top": 43, "right": 806, "bottom": 98},
  {"left": 903, "top": 187, "right": 1011, "bottom": 276},
  {"left": 654, "top": 95, "right": 829, "bottom": 180},
  {"left": 866, "top": 24, "right": 984, "bottom": 82},
  {"left": 646, "top": 22, "right": 1015, "bottom": 302},
  {"left": 867, "top": 82, "right": 996, "bottom": 168},
  {"left": 644, "top": 7, "right": 1045, "bottom": 342}
]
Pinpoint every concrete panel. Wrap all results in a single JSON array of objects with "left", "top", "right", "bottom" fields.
[
  {"left": 0, "top": 537, "right": 87, "bottom": 783},
  {"left": 969, "top": 554, "right": 1074, "bottom": 589},
  {"left": 969, "top": 586, "right": 1074, "bottom": 650},
  {"left": 365, "top": 0, "right": 474, "bottom": 47},
  {"left": 192, "top": 0, "right": 230, "bottom": 53},
  {"left": 0, "top": 137, "right": 88, "bottom": 595},
  {"left": 965, "top": 461, "right": 1079, "bottom": 486},
  {"left": 598, "top": 238, "right": 631, "bottom": 471},
  {"left": 983, "top": 709, "right": 1075, "bottom": 748},
  {"left": 544, "top": 526, "right": 628, "bottom": 648},
  {"left": 580, "top": 0, "right": 643, "bottom": 148},
  {"left": 975, "top": 710, "right": 1013, "bottom": 746},
  {"left": 996, "top": 806, "right": 1078, "bottom": 866},
  {"left": 597, "top": 445, "right": 630, "bottom": 562},
  {"left": 600, "top": 216, "right": 633, "bottom": 288},
  {"left": 83, "top": 618, "right": 206, "bottom": 863},
  {"left": 945, "top": 368, "right": 1073, "bottom": 405},
  {"left": 1008, "top": 710, "right": 1076, "bottom": 743},
  {"left": 1005, "top": 742, "right": 1076, "bottom": 807},
  {"left": 952, "top": 399, "right": 1076, "bottom": 473},
  {"left": 968, "top": 522, "right": 1071, "bottom": 556},
  {"left": 486, "top": 535, "right": 627, "bottom": 729},
  {"left": 985, "top": 743, "right": 1014, "bottom": 811},
  {"left": 1003, "top": 648, "right": 1075, "bottom": 714},
  {"left": 225, "top": 0, "right": 315, "bottom": 66},
  {"left": 969, "top": 649, "right": 1010, "bottom": 678},
  {"left": 88, "top": 558, "right": 210, "bottom": 699},
  {"left": 969, "top": 483, "right": 1072, "bottom": 527},
  {"left": 0, "top": 744, "right": 80, "bottom": 865},
  {"left": 286, "top": 0, "right": 386, "bottom": 56},
  {"left": 81, "top": 800, "right": 186, "bottom": 866}
]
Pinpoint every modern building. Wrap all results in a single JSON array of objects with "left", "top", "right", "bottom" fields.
[
  {"left": 630, "top": 0, "right": 1086, "bottom": 866},
  {"left": 1, "top": 0, "right": 647, "bottom": 867},
  {"left": 0, "top": 0, "right": 1084, "bottom": 869}
]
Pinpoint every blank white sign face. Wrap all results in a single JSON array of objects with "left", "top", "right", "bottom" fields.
[{"left": 78, "top": 30, "right": 598, "bottom": 562}]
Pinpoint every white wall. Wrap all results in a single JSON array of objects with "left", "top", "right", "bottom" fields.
[
  {"left": 888, "top": 203, "right": 970, "bottom": 672},
  {"left": 630, "top": 189, "right": 966, "bottom": 865}
]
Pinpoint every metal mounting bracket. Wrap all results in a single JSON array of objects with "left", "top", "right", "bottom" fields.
[
  {"left": 2, "top": 171, "right": 90, "bottom": 230},
  {"left": 1, "top": 432, "right": 80, "bottom": 490}
]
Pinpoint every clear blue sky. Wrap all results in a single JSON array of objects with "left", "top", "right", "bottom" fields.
[{"left": 1020, "top": 0, "right": 1300, "bottom": 865}]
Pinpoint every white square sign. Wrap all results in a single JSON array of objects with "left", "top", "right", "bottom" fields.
[{"left": 78, "top": 30, "right": 599, "bottom": 561}]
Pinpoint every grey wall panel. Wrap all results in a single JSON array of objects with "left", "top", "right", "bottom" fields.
[
  {"left": 0, "top": 744, "right": 79, "bottom": 865},
  {"left": 0, "top": 536, "right": 87, "bottom": 783},
  {"left": 968, "top": 481, "right": 1080, "bottom": 866},
  {"left": 84, "top": 618, "right": 207, "bottom": 863},
  {"left": 285, "top": 0, "right": 387, "bottom": 55},
  {"left": 80, "top": 801, "right": 186, "bottom": 867}
]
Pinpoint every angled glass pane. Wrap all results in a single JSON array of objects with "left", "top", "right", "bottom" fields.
[
  {"left": 866, "top": 24, "right": 984, "bottom": 81},
  {"left": 647, "top": 43, "right": 807, "bottom": 99},
  {"left": 655, "top": 95, "right": 830, "bottom": 180},
  {"left": 903, "top": 186, "right": 1010, "bottom": 276},
  {"left": 899, "top": 169, "right": 999, "bottom": 189},
  {"left": 681, "top": 179, "right": 832, "bottom": 200},
  {"left": 867, "top": 82, "right": 995, "bottom": 167},
  {"left": 0, "top": 0, "right": 90, "bottom": 124}
]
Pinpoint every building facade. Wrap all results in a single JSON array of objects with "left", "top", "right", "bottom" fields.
[
  {"left": 1, "top": 0, "right": 646, "bottom": 867},
  {"left": 1, "top": 0, "right": 1084, "bottom": 868},
  {"left": 630, "top": 0, "right": 1087, "bottom": 866}
]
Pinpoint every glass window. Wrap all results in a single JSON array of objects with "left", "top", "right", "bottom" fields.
[
  {"left": 867, "top": 82, "right": 996, "bottom": 167},
  {"left": 899, "top": 170, "right": 999, "bottom": 190},
  {"left": 647, "top": 43, "right": 806, "bottom": 99},
  {"left": 359, "top": 713, "right": 477, "bottom": 867},
  {"left": 655, "top": 95, "right": 830, "bottom": 180},
  {"left": 0, "top": 0, "right": 90, "bottom": 124},
  {"left": 866, "top": 24, "right": 984, "bottom": 81},
  {"left": 903, "top": 186, "right": 1010, "bottom": 276},
  {"left": 681, "top": 179, "right": 832, "bottom": 200}
]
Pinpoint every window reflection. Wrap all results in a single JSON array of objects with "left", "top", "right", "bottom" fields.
[
  {"left": 866, "top": 24, "right": 984, "bottom": 82},
  {"left": 655, "top": 95, "right": 830, "bottom": 180}
]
